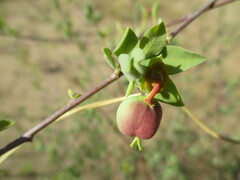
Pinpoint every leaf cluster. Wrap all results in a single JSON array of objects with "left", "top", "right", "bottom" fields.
[{"left": 102, "top": 20, "right": 206, "bottom": 106}]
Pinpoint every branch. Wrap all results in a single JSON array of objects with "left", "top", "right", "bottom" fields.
[
  {"left": 0, "top": 72, "right": 122, "bottom": 155},
  {"left": 0, "top": 0, "right": 237, "bottom": 158},
  {"left": 167, "top": 0, "right": 236, "bottom": 27},
  {"left": 169, "top": 0, "right": 237, "bottom": 37}
]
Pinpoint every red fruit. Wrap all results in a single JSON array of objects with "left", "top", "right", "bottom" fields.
[{"left": 116, "top": 95, "right": 162, "bottom": 139}]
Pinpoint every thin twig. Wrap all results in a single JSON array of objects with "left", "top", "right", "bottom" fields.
[
  {"left": 170, "top": 0, "right": 218, "bottom": 38},
  {"left": 0, "top": 72, "right": 122, "bottom": 155},
  {"left": 166, "top": 0, "right": 236, "bottom": 27},
  {"left": 23, "top": 74, "right": 123, "bottom": 138},
  {"left": 181, "top": 107, "right": 240, "bottom": 144}
]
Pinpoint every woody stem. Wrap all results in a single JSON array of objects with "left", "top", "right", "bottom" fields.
[{"left": 145, "top": 81, "right": 161, "bottom": 105}]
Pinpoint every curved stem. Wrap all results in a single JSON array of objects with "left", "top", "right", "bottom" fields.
[
  {"left": 59, "top": 96, "right": 240, "bottom": 145},
  {"left": 56, "top": 96, "right": 240, "bottom": 145},
  {"left": 181, "top": 106, "right": 240, "bottom": 144},
  {"left": 145, "top": 81, "right": 161, "bottom": 105}
]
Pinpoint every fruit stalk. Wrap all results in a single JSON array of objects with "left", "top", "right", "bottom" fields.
[{"left": 145, "top": 81, "right": 161, "bottom": 105}]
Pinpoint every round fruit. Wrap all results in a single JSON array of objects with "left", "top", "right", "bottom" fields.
[{"left": 116, "top": 95, "right": 162, "bottom": 139}]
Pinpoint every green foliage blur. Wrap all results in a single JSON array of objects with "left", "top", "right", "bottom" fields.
[{"left": 0, "top": 0, "right": 240, "bottom": 179}]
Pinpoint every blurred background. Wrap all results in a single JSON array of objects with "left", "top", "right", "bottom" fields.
[{"left": 0, "top": 0, "right": 240, "bottom": 179}]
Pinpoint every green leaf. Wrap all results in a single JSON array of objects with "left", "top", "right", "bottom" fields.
[
  {"left": 119, "top": 54, "right": 131, "bottom": 71},
  {"left": 130, "top": 48, "right": 145, "bottom": 74},
  {"left": 118, "top": 54, "right": 140, "bottom": 81},
  {"left": 140, "top": 55, "right": 162, "bottom": 67},
  {"left": 113, "top": 28, "right": 138, "bottom": 56},
  {"left": 68, "top": 88, "right": 81, "bottom": 99},
  {"left": 0, "top": 119, "right": 15, "bottom": 132},
  {"left": 140, "top": 20, "right": 166, "bottom": 59},
  {"left": 102, "top": 48, "right": 116, "bottom": 69},
  {"left": 154, "top": 79, "right": 184, "bottom": 106},
  {"left": 130, "top": 48, "right": 145, "bottom": 63},
  {"left": 162, "top": 46, "right": 206, "bottom": 75}
]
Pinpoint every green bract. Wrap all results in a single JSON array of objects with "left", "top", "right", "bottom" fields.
[{"left": 102, "top": 20, "right": 206, "bottom": 107}]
